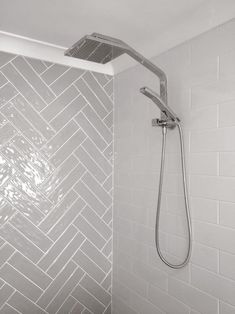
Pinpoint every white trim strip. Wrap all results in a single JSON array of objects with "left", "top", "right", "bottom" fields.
[{"left": 0, "top": 31, "right": 114, "bottom": 76}]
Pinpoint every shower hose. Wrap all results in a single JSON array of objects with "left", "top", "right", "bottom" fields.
[{"left": 155, "top": 121, "right": 192, "bottom": 269}]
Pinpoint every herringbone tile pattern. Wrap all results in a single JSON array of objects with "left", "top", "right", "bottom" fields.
[{"left": 0, "top": 51, "right": 113, "bottom": 314}]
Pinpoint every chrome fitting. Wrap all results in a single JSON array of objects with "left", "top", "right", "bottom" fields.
[{"left": 152, "top": 118, "right": 177, "bottom": 129}]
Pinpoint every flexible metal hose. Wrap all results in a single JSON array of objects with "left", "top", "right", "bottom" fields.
[{"left": 155, "top": 122, "right": 192, "bottom": 269}]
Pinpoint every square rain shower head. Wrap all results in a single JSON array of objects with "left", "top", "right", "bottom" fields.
[{"left": 65, "top": 33, "right": 126, "bottom": 64}]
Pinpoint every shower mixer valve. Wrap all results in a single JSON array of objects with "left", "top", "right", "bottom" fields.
[{"left": 152, "top": 118, "right": 177, "bottom": 129}]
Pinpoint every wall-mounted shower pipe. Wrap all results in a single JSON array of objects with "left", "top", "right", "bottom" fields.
[
  {"left": 65, "top": 33, "right": 192, "bottom": 268},
  {"left": 121, "top": 45, "right": 168, "bottom": 105}
]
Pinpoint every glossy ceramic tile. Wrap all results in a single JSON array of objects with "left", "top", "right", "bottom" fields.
[
  {"left": 0, "top": 52, "right": 113, "bottom": 313},
  {"left": 113, "top": 18, "right": 235, "bottom": 314}
]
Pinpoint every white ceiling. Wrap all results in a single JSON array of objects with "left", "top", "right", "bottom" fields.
[{"left": 0, "top": 0, "right": 235, "bottom": 73}]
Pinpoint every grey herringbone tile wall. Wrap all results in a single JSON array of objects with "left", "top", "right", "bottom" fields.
[{"left": 0, "top": 51, "right": 113, "bottom": 314}]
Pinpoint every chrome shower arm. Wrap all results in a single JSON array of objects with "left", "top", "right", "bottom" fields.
[{"left": 125, "top": 48, "right": 168, "bottom": 103}]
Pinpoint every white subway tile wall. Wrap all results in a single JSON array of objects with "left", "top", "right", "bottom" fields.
[
  {"left": 0, "top": 52, "right": 113, "bottom": 314},
  {"left": 113, "top": 18, "right": 235, "bottom": 314}
]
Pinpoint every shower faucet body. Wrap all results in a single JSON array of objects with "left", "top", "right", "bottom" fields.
[{"left": 65, "top": 32, "right": 192, "bottom": 269}]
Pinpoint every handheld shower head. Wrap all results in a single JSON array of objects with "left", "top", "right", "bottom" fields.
[{"left": 140, "top": 86, "right": 180, "bottom": 122}]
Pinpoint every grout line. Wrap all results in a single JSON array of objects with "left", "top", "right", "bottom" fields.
[
  {"left": 46, "top": 201, "right": 86, "bottom": 238},
  {"left": 10, "top": 62, "right": 49, "bottom": 108},
  {"left": 72, "top": 249, "right": 107, "bottom": 279},
  {"left": 82, "top": 103, "right": 113, "bottom": 137},
  {"left": 218, "top": 249, "right": 220, "bottom": 275},
  {"left": 0, "top": 140, "right": 54, "bottom": 208},
  {"left": 80, "top": 178, "right": 109, "bottom": 210},
  {"left": 91, "top": 71, "right": 109, "bottom": 86},
  {"left": 7, "top": 139, "right": 51, "bottom": 187},
  {"left": 9, "top": 89, "right": 57, "bottom": 139},
  {"left": 46, "top": 91, "right": 81, "bottom": 124},
  {"left": 8, "top": 127, "right": 55, "bottom": 174},
  {"left": 0, "top": 55, "right": 18, "bottom": 71},
  {"left": 79, "top": 77, "right": 109, "bottom": 115},
  {"left": 54, "top": 295, "right": 76, "bottom": 314},
  {"left": 79, "top": 213, "right": 108, "bottom": 243},
  {"left": 81, "top": 202, "right": 112, "bottom": 231},
  {"left": 75, "top": 112, "right": 108, "bottom": 156},
  {"left": 103, "top": 77, "right": 113, "bottom": 89},
  {"left": 217, "top": 55, "right": 220, "bottom": 80},
  {"left": 7, "top": 221, "right": 46, "bottom": 254},
  {"left": 217, "top": 200, "right": 220, "bottom": 225},
  {"left": 0, "top": 159, "right": 48, "bottom": 218},
  {"left": 90, "top": 71, "right": 114, "bottom": 102},
  {"left": 37, "top": 186, "right": 78, "bottom": 228},
  {"left": 45, "top": 163, "right": 86, "bottom": 209},
  {"left": 82, "top": 236, "right": 112, "bottom": 265},
  {"left": 44, "top": 263, "right": 78, "bottom": 310},
  {"left": 0, "top": 288, "right": 16, "bottom": 312},
  {"left": 41, "top": 60, "right": 52, "bottom": 69},
  {"left": 35, "top": 262, "right": 77, "bottom": 306},
  {"left": 22, "top": 55, "right": 57, "bottom": 98},
  {"left": 38, "top": 62, "right": 54, "bottom": 76},
  {"left": 0, "top": 245, "right": 16, "bottom": 267},
  {"left": 82, "top": 139, "right": 113, "bottom": 170},
  {"left": 39, "top": 163, "right": 77, "bottom": 199},
  {"left": 36, "top": 222, "right": 78, "bottom": 267},
  {"left": 106, "top": 250, "right": 112, "bottom": 260},
  {"left": 101, "top": 206, "right": 112, "bottom": 221},
  {"left": 0, "top": 90, "right": 19, "bottom": 108},
  {"left": 7, "top": 245, "right": 54, "bottom": 281},
  {"left": 68, "top": 296, "right": 81, "bottom": 314},
  {"left": 75, "top": 278, "right": 108, "bottom": 308},
  {"left": 4, "top": 261, "right": 44, "bottom": 293},
  {"left": 0, "top": 179, "right": 46, "bottom": 220},
  {"left": 38, "top": 74, "right": 78, "bottom": 112},
  {"left": 75, "top": 147, "right": 107, "bottom": 182},
  {"left": 100, "top": 270, "right": 112, "bottom": 286},
  {"left": 46, "top": 129, "right": 86, "bottom": 165},
  {"left": 0, "top": 80, "right": 10, "bottom": 90},
  {"left": 5, "top": 304, "right": 22, "bottom": 314},
  {"left": 0, "top": 200, "right": 19, "bottom": 229},
  {"left": 9, "top": 208, "right": 53, "bottom": 244},
  {"left": 46, "top": 159, "right": 81, "bottom": 201},
  {"left": 81, "top": 164, "right": 112, "bottom": 201},
  {"left": 79, "top": 108, "right": 112, "bottom": 146},
  {"left": 44, "top": 194, "right": 79, "bottom": 236},
  {"left": 48, "top": 66, "right": 71, "bottom": 87},
  {"left": 0, "top": 88, "right": 50, "bottom": 147},
  {"left": 80, "top": 272, "right": 111, "bottom": 298},
  {"left": 39, "top": 118, "right": 79, "bottom": 153},
  {"left": 45, "top": 228, "right": 86, "bottom": 275},
  {"left": 46, "top": 67, "right": 84, "bottom": 101},
  {"left": 81, "top": 308, "right": 90, "bottom": 314}
]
